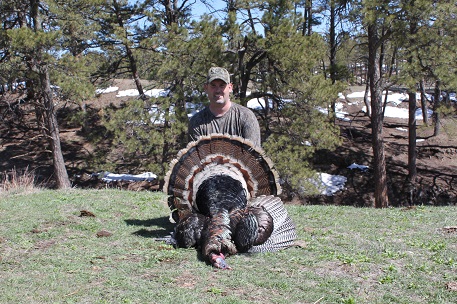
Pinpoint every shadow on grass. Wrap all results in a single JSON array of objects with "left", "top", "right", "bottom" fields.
[
  {"left": 125, "top": 216, "right": 174, "bottom": 238},
  {"left": 126, "top": 218, "right": 209, "bottom": 265},
  {"left": 125, "top": 217, "right": 209, "bottom": 264}
]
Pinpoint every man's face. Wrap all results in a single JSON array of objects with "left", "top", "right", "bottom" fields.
[{"left": 205, "top": 79, "right": 232, "bottom": 105}]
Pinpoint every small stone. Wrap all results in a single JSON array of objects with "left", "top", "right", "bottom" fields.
[{"left": 96, "top": 230, "right": 113, "bottom": 238}]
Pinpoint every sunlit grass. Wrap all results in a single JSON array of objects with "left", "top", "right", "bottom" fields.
[{"left": 0, "top": 190, "right": 456, "bottom": 303}]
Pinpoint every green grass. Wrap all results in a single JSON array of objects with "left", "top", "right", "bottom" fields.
[{"left": 1, "top": 189, "right": 456, "bottom": 304}]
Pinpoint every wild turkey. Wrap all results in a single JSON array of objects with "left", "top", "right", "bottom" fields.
[{"left": 164, "top": 134, "right": 297, "bottom": 269}]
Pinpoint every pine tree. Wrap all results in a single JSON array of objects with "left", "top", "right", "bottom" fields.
[
  {"left": 103, "top": 4, "right": 224, "bottom": 178},
  {"left": 2, "top": 0, "right": 70, "bottom": 188},
  {"left": 90, "top": 0, "right": 161, "bottom": 100},
  {"left": 412, "top": 1, "right": 457, "bottom": 136},
  {"left": 392, "top": 0, "right": 457, "bottom": 200},
  {"left": 217, "top": 0, "right": 343, "bottom": 196},
  {"left": 0, "top": 0, "right": 108, "bottom": 188},
  {"left": 357, "top": 0, "right": 402, "bottom": 208}
]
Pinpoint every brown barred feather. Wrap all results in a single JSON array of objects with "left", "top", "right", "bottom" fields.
[
  {"left": 202, "top": 209, "right": 238, "bottom": 257},
  {"left": 164, "top": 134, "right": 281, "bottom": 205}
]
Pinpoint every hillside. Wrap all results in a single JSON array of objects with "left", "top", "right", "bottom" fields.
[
  {"left": 1, "top": 80, "right": 456, "bottom": 206},
  {"left": 311, "top": 86, "right": 457, "bottom": 206}
]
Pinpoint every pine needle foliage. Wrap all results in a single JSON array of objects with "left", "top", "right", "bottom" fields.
[
  {"left": 260, "top": 26, "right": 343, "bottom": 196},
  {"left": 102, "top": 16, "right": 227, "bottom": 180},
  {"left": 263, "top": 75, "right": 343, "bottom": 195},
  {"left": 103, "top": 97, "right": 184, "bottom": 177}
]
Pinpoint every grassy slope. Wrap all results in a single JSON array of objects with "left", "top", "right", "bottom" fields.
[{"left": 0, "top": 189, "right": 456, "bottom": 304}]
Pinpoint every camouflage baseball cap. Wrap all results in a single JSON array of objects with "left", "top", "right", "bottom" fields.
[{"left": 206, "top": 67, "right": 230, "bottom": 84}]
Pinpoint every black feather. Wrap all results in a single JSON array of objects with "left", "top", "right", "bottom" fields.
[
  {"left": 174, "top": 213, "right": 206, "bottom": 248},
  {"left": 232, "top": 213, "right": 259, "bottom": 252},
  {"left": 196, "top": 175, "right": 247, "bottom": 216}
]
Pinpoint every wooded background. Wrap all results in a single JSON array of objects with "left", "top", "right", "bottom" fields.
[{"left": 1, "top": 0, "right": 456, "bottom": 208}]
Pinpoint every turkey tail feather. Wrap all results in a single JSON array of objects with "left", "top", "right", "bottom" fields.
[{"left": 164, "top": 134, "right": 282, "bottom": 215}]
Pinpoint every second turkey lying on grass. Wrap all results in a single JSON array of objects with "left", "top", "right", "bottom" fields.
[{"left": 164, "top": 134, "right": 297, "bottom": 269}]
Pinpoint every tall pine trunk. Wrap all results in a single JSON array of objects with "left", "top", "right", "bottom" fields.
[
  {"left": 39, "top": 65, "right": 71, "bottom": 189},
  {"left": 407, "top": 92, "right": 417, "bottom": 183},
  {"left": 419, "top": 79, "right": 429, "bottom": 125},
  {"left": 329, "top": 0, "right": 337, "bottom": 122},
  {"left": 407, "top": 14, "right": 418, "bottom": 197},
  {"left": 433, "top": 80, "right": 441, "bottom": 136},
  {"left": 303, "top": 0, "right": 313, "bottom": 36},
  {"left": 28, "top": 0, "right": 70, "bottom": 189},
  {"left": 368, "top": 24, "right": 389, "bottom": 208}
]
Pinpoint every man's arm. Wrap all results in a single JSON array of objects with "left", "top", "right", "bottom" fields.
[{"left": 242, "top": 109, "right": 261, "bottom": 147}]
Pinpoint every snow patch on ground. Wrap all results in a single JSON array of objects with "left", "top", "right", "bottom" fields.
[
  {"left": 96, "top": 86, "right": 119, "bottom": 94},
  {"left": 101, "top": 172, "right": 157, "bottom": 182},
  {"left": 314, "top": 173, "right": 347, "bottom": 196}
]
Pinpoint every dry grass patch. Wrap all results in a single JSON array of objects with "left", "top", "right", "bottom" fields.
[{"left": 0, "top": 167, "right": 40, "bottom": 195}]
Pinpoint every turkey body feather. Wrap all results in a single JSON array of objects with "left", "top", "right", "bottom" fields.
[{"left": 164, "top": 134, "right": 296, "bottom": 269}]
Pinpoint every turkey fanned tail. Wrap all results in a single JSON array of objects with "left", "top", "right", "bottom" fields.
[{"left": 164, "top": 134, "right": 297, "bottom": 268}]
